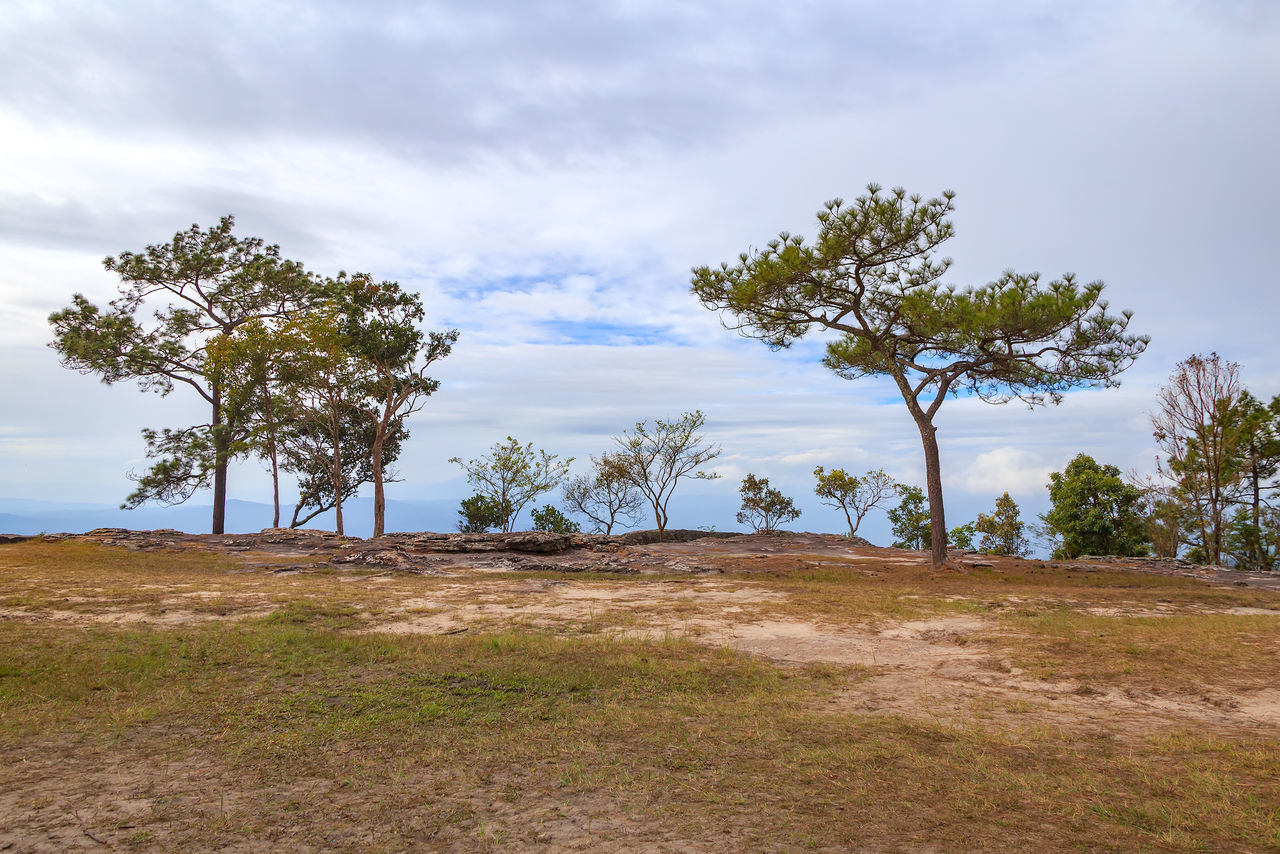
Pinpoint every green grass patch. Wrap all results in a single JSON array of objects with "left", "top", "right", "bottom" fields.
[
  {"left": 2, "top": 615, "right": 1279, "bottom": 851},
  {"left": 4, "top": 541, "right": 1280, "bottom": 850}
]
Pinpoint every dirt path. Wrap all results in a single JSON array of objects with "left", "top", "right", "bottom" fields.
[{"left": 5, "top": 534, "right": 1280, "bottom": 851}]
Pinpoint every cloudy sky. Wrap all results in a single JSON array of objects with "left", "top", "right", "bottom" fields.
[{"left": 2, "top": 0, "right": 1278, "bottom": 541}]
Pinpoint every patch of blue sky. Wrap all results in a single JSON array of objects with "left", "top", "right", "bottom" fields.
[
  {"left": 438, "top": 273, "right": 554, "bottom": 299},
  {"left": 534, "top": 318, "right": 675, "bottom": 346}
]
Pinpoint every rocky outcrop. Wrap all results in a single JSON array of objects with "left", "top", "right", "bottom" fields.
[
  {"left": 370, "top": 531, "right": 576, "bottom": 554},
  {"left": 1065, "top": 554, "right": 1280, "bottom": 588},
  {"left": 5, "top": 528, "right": 740, "bottom": 574},
  {"left": 611, "top": 529, "right": 740, "bottom": 545}
]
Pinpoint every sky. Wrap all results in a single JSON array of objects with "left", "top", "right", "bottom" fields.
[{"left": 2, "top": 0, "right": 1278, "bottom": 544}]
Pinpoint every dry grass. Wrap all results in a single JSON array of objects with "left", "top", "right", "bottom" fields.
[
  {"left": 3, "top": 540, "right": 1280, "bottom": 851},
  {"left": 994, "top": 610, "right": 1280, "bottom": 692}
]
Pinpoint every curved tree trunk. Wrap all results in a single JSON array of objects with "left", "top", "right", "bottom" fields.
[{"left": 914, "top": 415, "right": 948, "bottom": 567}]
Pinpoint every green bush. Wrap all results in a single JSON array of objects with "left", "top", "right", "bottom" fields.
[
  {"left": 457, "top": 494, "right": 507, "bottom": 533},
  {"left": 531, "top": 504, "right": 580, "bottom": 534}
]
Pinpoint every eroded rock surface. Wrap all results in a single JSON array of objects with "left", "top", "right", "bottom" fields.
[
  {"left": 11, "top": 527, "right": 1279, "bottom": 587},
  {"left": 24, "top": 527, "right": 752, "bottom": 574}
]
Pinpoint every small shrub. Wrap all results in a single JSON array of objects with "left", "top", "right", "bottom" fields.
[
  {"left": 737, "top": 474, "right": 800, "bottom": 533},
  {"left": 531, "top": 504, "right": 580, "bottom": 534},
  {"left": 458, "top": 494, "right": 506, "bottom": 533}
]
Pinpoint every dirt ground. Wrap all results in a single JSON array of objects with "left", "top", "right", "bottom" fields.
[{"left": 2, "top": 531, "right": 1279, "bottom": 851}]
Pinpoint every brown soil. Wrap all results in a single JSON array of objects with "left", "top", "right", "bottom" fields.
[
  {"left": 3, "top": 529, "right": 1279, "bottom": 851},
  {"left": 8, "top": 530, "right": 1279, "bottom": 733}
]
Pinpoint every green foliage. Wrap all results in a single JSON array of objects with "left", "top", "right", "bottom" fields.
[
  {"left": 272, "top": 306, "right": 376, "bottom": 535},
  {"left": 1043, "top": 454, "right": 1148, "bottom": 559},
  {"left": 282, "top": 409, "right": 405, "bottom": 529},
  {"left": 692, "top": 184, "right": 1147, "bottom": 565},
  {"left": 612, "top": 411, "right": 721, "bottom": 532},
  {"left": 736, "top": 474, "right": 801, "bottom": 533},
  {"left": 1229, "top": 392, "right": 1280, "bottom": 570},
  {"left": 450, "top": 438, "right": 573, "bottom": 532},
  {"left": 47, "top": 220, "right": 458, "bottom": 539},
  {"left": 204, "top": 319, "right": 298, "bottom": 526},
  {"left": 888, "top": 485, "right": 931, "bottom": 551},
  {"left": 976, "top": 492, "right": 1030, "bottom": 557},
  {"left": 948, "top": 522, "right": 977, "bottom": 551},
  {"left": 121, "top": 426, "right": 218, "bottom": 509},
  {"left": 47, "top": 216, "right": 316, "bottom": 533},
  {"left": 1226, "top": 507, "right": 1279, "bottom": 572},
  {"left": 331, "top": 273, "right": 459, "bottom": 537},
  {"left": 1151, "top": 354, "right": 1245, "bottom": 566},
  {"left": 457, "top": 495, "right": 507, "bottom": 533},
  {"left": 812, "top": 466, "right": 897, "bottom": 538},
  {"left": 1151, "top": 356, "right": 1280, "bottom": 567},
  {"left": 531, "top": 505, "right": 580, "bottom": 534},
  {"left": 562, "top": 454, "right": 644, "bottom": 534},
  {"left": 1144, "top": 497, "right": 1186, "bottom": 560}
]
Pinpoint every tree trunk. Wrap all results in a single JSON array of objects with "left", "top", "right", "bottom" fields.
[
  {"left": 211, "top": 392, "right": 228, "bottom": 535},
  {"left": 371, "top": 424, "right": 386, "bottom": 539},
  {"left": 270, "top": 451, "right": 280, "bottom": 529},
  {"left": 914, "top": 414, "right": 948, "bottom": 567},
  {"left": 1209, "top": 499, "right": 1223, "bottom": 566},
  {"left": 1194, "top": 496, "right": 1210, "bottom": 565},
  {"left": 332, "top": 426, "right": 344, "bottom": 536},
  {"left": 264, "top": 384, "right": 280, "bottom": 529},
  {"left": 842, "top": 506, "right": 855, "bottom": 539},
  {"left": 1250, "top": 458, "right": 1263, "bottom": 570}
]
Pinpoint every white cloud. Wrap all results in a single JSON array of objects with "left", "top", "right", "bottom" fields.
[
  {"left": 1, "top": 0, "right": 1278, "bottom": 535},
  {"left": 951, "top": 447, "right": 1055, "bottom": 498}
]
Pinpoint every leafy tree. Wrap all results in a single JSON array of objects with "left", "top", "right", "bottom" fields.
[
  {"left": 531, "top": 505, "right": 581, "bottom": 534},
  {"left": 612, "top": 411, "right": 721, "bottom": 533},
  {"left": 1042, "top": 453, "right": 1148, "bottom": 559},
  {"left": 205, "top": 319, "right": 299, "bottom": 528},
  {"left": 888, "top": 485, "right": 930, "bottom": 550},
  {"left": 48, "top": 216, "right": 315, "bottom": 533},
  {"left": 335, "top": 274, "right": 458, "bottom": 538},
  {"left": 812, "top": 466, "right": 897, "bottom": 538},
  {"left": 1229, "top": 392, "right": 1280, "bottom": 570},
  {"left": 1227, "top": 506, "right": 1279, "bottom": 572},
  {"left": 948, "top": 522, "right": 977, "bottom": 550},
  {"left": 282, "top": 408, "right": 405, "bottom": 529},
  {"left": 562, "top": 454, "right": 644, "bottom": 534},
  {"left": 1151, "top": 353, "right": 1245, "bottom": 565},
  {"left": 457, "top": 494, "right": 506, "bottom": 533},
  {"left": 1143, "top": 494, "right": 1187, "bottom": 559},
  {"left": 277, "top": 307, "right": 372, "bottom": 535},
  {"left": 976, "top": 492, "right": 1030, "bottom": 557},
  {"left": 736, "top": 474, "right": 801, "bottom": 533},
  {"left": 692, "top": 185, "right": 1147, "bottom": 566},
  {"left": 450, "top": 438, "right": 572, "bottom": 532}
]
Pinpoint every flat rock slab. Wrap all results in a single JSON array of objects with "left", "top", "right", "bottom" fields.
[
  {"left": 7, "top": 528, "right": 1278, "bottom": 587},
  {"left": 14, "top": 527, "right": 750, "bottom": 574}
]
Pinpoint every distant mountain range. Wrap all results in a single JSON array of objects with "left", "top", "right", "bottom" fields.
[
  {"left": 0, "top": 492, "right": 745, "bottom": 538},
  {"left": 0, "top": 496, "right": 460, "bottom": 538}
]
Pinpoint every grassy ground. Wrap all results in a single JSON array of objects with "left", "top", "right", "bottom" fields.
[{"left": 2, "top": 540, "right": 1279, "bottom": 852}]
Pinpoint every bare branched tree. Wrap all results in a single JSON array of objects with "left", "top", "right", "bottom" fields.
[{"left": 1151, "top": 353, "right": 1244, "bottom": 565}]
